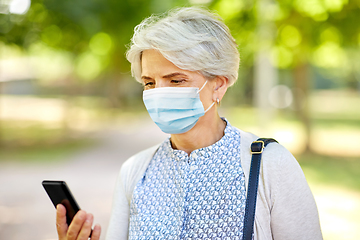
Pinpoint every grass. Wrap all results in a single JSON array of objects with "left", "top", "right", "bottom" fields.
[
  {"left": 0, "top": 138, "right": 96, "bottom": 163},
  {"left": 0, "top": 120, "right": 97, "bottom": 163},
  {"left": 313, "top": 118, "right": 360, "bottom": 131},
  {"left": 298, "top": 153, "right": 360, "bottom": 192}
]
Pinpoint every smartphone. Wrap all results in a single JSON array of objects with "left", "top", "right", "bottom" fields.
[
  {"left": 42, "top": 180, "right": 81, "bottom": 226},
  {"left": 42, "top": 180, "right": 93, "bottom": 237}
]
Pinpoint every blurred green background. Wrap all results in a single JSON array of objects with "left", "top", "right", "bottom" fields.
[{"left": 0, "top": 0, "right": 360, "bottom": 239}]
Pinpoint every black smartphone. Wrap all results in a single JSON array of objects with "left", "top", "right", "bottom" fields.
[
  {"left": 42, "top": 180, "right": 93, "bottom": 238},
  {"left": 42, "top": 180, "right": 81, "bottom": 226}
]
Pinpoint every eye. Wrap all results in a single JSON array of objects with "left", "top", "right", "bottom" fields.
[
  {"left": 143, "top": 81, "right": 155, "bottom": 89},
  {"left": 171, "top": 79, "right": 185, "bottom": 84}
]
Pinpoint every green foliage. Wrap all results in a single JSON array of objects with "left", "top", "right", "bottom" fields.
[
  {"left": 210, "top": 0, "right": 360, "bottom": 75},
  {"left": 1, "top": 0, "right": 190, "bottom": 81},
  {"left": 2, "top": 0, "right": 359, "bottom": 83}
]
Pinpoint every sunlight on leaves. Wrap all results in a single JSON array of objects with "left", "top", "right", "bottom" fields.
[
  {"left": 312, "top": 42, "right": 348, "bottom": 68},
  {"left": 294, "top": 0, "right": 329, "bottom": 21},
  {"left": 75, "top": 52, "right": 102, "bottom": 81},
  {"left": 189, "top": 0, "right": 212, "bottom": 5},
  {"left": 295, "top": 0, "right": 326, "bottom": 16},
  {"left": 294, "top": 0, "right": 347, "bottom": 19},
  {"left": 27, "top": 3, "right": 48, "bottom": 23},
  {"left": 258, "top": 1, "right": 286, "bottom": 22},
  {"left": 280, "top": 25, "right": 302, "bottom": 48},
  {"left": 320, "top": 26, "right": 341, "bottom": 44},
  {"left": 270, "top": 45, "right": 293, "bottom": 68},
  {"left": 323, "top": 0, "right": 348, "bottom": 12},
  {"left": 89, "top": 32, "right": 113, "bottom": 56},
  {"left": 213, "top": 0, "right": 243, "bottom": 19},
  {"left": 41, "top": 25, "right": 63, "bottom": 46}
]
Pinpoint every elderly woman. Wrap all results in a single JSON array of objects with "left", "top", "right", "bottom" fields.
[{"left": 56, "top": 7, "right": 322, "bottom": 240}]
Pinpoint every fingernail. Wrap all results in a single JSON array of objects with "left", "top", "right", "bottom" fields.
[
  {"left": 78, "top": 210, "right": 86, "bottom": 220},
  {"left": 86, "top": 214, "right": 93, "bottom": 223}
]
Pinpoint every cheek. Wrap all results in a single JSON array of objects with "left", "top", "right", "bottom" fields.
[{"left": 199, "top": 88, "right": 214, "bottom": 106}]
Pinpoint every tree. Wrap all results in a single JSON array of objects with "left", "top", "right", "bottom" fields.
[
  {"left": 0, "top": 0, "right": 189, "bottom": 145},
  {"left": 1, "top": 0, "right": 190, "bottom": 98},
  {"left": 210, "top": 0, "right": 360, "bottom": 152}
]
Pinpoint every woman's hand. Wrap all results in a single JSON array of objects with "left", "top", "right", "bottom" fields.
[{"left": 56, "top": 204, "right": 101, "bottom": 240}]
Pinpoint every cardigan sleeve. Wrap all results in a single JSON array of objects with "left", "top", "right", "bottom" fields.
[
  {"left": 269, "top": 145, "right": 323, "bottom": 240},
  {"left": 105, "top": 161, "right": 131, "bottom": 240}
]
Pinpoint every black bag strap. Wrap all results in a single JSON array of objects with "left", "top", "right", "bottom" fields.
[{"left": 242, "top": 138, "right": 278, "bottom": 240}]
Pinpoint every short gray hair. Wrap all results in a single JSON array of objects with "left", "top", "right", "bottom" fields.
[{"left": 126, "top": 7, "right": 240, "bottom": 86}]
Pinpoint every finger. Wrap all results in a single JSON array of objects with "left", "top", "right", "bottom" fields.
[
  {"left": 56, "top": 204, "right": 68, "bottom": 240},
  {"left": 90, "top": 224, "right": 101, "bottom": 240},
  {"left": 66, "top": 210, "right": 87, "bottom": 240},
  {"left": 77, "top": 213, "right": 93, "bottom": 240}
]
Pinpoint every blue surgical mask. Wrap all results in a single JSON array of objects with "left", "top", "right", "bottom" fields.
[{"left": 143, "top": 81, "right": 215, "bottom": 134}]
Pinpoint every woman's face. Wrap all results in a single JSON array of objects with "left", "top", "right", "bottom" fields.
[{"left": 141, "top": 49, "right": 215, "bottom": 109}]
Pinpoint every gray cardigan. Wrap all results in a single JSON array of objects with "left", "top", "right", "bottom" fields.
[{"left": 106, "top": 129, "right": 323, "bottom": 240}]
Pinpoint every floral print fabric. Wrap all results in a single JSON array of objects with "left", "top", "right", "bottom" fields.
[{"left": 129, "top": 121, "right": 246, "bottom": 239}]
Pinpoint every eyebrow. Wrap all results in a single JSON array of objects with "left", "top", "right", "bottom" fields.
[
  {"left": 162, "top": 72, "right": 188, "bottom": 79},
  {"left": 141, "top": 72, "right": 188, "bottom": 80},
  {"left": 141, "top": 76, "right": 153, "bottom": 80}
]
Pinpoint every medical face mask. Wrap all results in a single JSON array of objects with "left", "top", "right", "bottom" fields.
[{"left": 143, "top": 81, "right": 215, "bottom": 134}]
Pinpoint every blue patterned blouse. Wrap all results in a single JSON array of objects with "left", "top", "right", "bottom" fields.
[{"left": 129, "top": 120, "right": 247, "bottom": 239}]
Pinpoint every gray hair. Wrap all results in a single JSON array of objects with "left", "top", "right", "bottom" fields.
[{"left": 126, "top": 7, "right": 240, "bottom": 86}]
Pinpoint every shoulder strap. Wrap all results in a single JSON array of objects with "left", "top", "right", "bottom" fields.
[{"left": 242, "top": 138, "right": 278, "bottom": 240}]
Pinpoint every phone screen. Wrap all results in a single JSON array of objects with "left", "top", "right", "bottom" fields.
[{"left": 42, "top": 180, "right": 81, "bottom": 225}]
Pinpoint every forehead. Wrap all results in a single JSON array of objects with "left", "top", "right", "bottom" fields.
[
  {"left": 141, "top": 49, "right": 181, "bottom": 75},
  {"left": 140, "top": 49, "right": 206, "bottom": 82}
]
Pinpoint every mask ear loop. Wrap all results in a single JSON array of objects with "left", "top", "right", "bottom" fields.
[
  {"left": 204, "top": 101, "right": 216, "bottom": 113},
  {"left": 204, "top": 97, "right": 220, "bottom": 113},
  {"left": 197, "top": 81, "right": 208, "bottom": 93},
  {"left": 198, "top": 80, "right": 217, "bottom": 113}
]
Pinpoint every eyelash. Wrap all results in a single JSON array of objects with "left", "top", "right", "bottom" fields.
[
  {"left": 171, "top": 79, "right": 185, "bottom": 84},
  {"left": 143, "top": 79, "right": 186, "bottom": 88}
]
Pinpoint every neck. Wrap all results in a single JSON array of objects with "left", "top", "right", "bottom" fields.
[{"left": 170, "top": 112, "right": 226, "bottom": 155}]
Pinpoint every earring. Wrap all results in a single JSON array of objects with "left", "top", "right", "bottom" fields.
[{"left": 216, "top": 98, "right": 220, "bottom": 106}]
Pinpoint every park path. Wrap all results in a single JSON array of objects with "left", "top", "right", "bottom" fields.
[{"left": 0, "top": 117, "right": 167, "bottom": 240}]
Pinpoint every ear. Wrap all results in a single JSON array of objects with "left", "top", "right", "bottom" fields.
[{"left": 212, "top": 76, "right": 229, "bottom": 102}]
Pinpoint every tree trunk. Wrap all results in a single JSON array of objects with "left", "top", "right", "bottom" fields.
[
  {"left": 254, "top": 51, "right": 277, "bottom": 134},
  {"left": 0, "top": 68, "right": 2, "bottom": 148},
  {"left": 0, "top": 82, "right": 2, "bottom": 148},
  {"left": 293, "top": 63, "right": 312, "bottom": 153}
]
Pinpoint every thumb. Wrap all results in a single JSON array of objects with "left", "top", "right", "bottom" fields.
[{"left": 56, "top": 204, "right": 68, "bottom": 240}]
